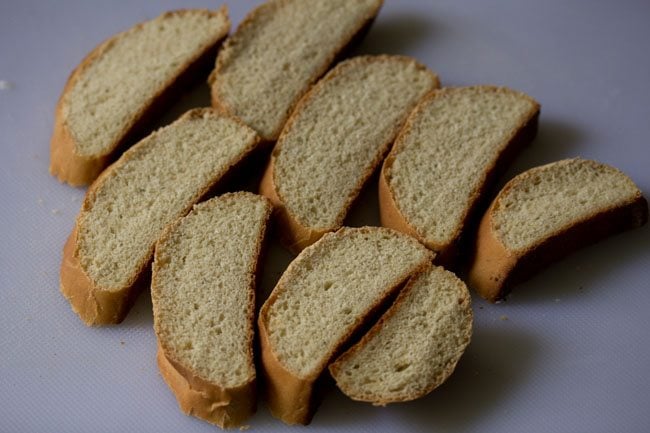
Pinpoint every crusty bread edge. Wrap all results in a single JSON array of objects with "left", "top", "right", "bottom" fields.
[
  {"left": 157, "top": 343, "right": 256, "bottom": 429},
  {"left": 50, "top": 7, "right": 231, "bottom": 186},
  {"left": 468, "top": 160, "right": 649, "bottom": 302},
  {"left": 257, "top": 227, "right": 435, "bottom": 424},
  {"left": 260, "top": 55, "right": 440, "bottom": 253},
  {"left": 329, "top": 265, "right": 473, "bottom": 405},
  {"left": 59, "top": 109, "right": 262, "bottom": 326},
  {"left": 153, "top": 192, "right": 272, "bottom": 428},
  {"left": 379, "top": 86, "right": 540, "bottom": 267},
  {"left": 209, "top": 0, "right": 384, "bottom": 141}
]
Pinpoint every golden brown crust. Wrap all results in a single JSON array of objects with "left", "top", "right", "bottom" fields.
[
  {"left": 209, "top": 0, "right": 384, "bottom": 141},
  {"left": 59, "top": 225, "right": 142, "bottom": 325},
  {"left": 468, "top": 164, "right": 649, "bottom": 302},
  {"left": 60, "top": 109, "right": 261, "bottom": 326},
  {"left": 329, "top": 265, "right": 473, "bottom": 405},
  {"left": 257, "top": 227, "right": 434, "bottom": 424},
  {"left": 260, "top": 56, "right": 439, "bottom": 253},
  {"left": 157, "top": 343, "right": 256, "bottom": 429},
  {"left": 379, "top": 86, "right": 540, "bottom": 267},
  {"left": 50, "top": 7, "right": 231, "bottom": 186}
]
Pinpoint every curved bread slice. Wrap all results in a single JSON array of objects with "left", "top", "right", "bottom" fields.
[
  {"left": 329, "top": 265, "right": 472, "bottom": 405},
  {"left": 60, "top": 109, "right": 260, "bottom": 326},
  {"left": 260, "top": 56, "right": 439, "bottom": 252},
  {"left": 380, "top": 86, "right": 540, "bottom": 264},
  {"left": 258, "top": 227, "right": 434, "bottom": 424},
  {"left": 152, "top": 193, "right": 272, "bottom": 428},
  {"left": 468, "top": 158, "right": 648, "bottom": 302},
  {"left": 209, "top": 0, "right": 383, "bottom": 141},
  {"left": 50, "top": 8, "right": 230, "bottom": 186}
]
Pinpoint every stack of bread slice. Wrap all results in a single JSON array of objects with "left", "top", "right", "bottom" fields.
[{"left": 51, "top": 0, "right": 648, "bottom": 429}]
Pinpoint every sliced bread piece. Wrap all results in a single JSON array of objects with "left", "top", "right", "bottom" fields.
[
  {"left": 152, "top": 192, "right": 272, "bottom": 428},
  {"left": 379, "top": 86, "right": 540, "bottom": 264},
  {"left": 468, "top": 158, "right": 648, "bottom": 302},
  {"left": 209, "top": 0, "right": 383, "bottom": 141},
  {"left": 260, "top": 55, "right": 439, "bottom": 252},
  {"left": 329, "top": 265, "right": 472, "bottom": 405},
  {"left": 258, "top": 227, "right": 434, "bottom": 424},
  {"left": 60, "top": 109, "right": 260, "bottom": 326},
  {"left": 50, "top": 8, "right": 230, "bottom": 186}
]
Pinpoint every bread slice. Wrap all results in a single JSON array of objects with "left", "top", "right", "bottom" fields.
[
  {"left": 329, "top": 265, "right": 472, "bottom": 405},
  {"left": 60, "top": 109, "right": 260, "bottom": 326},
  {"left": 209, "top": 0, "right": 383, "bottom": 141},
  {"left": 258, "top": 227, "right": 434, "bottom": 424},
  {"left": 379, "top": 86, "right": 540, "bottom": 264},
  {"left": 152, "top": 192, "right": 272, "bottom": 428},
  {"left": 468, "top": 158, "right": 648, "bottom": 302},
  {"left": 50, "top": 8, "right": 230, "bottom": 186},
  {"left": 259, "top": 55, "right": 439, "bottom": 252}
]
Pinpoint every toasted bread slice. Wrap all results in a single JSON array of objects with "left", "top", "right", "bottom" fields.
[
  {"left": 329, "top": 265, "right": 472, "bottom": 405},
  {"left": 260, "top": 56, "right": 439, "bottom": 252},
  {"left": 209, "top": 0, "right": 383, "bottom": 141},
  {"left": 258, "top": 227, "right": 433, "bottom": 424},
  {"left": 379, "top": 86, "right": 540, "bottom": 264},
  {"left": 152, "top": 193, "right": 272, "bottom": 428},
  {"left": 50, "top": 8, "right": 230, "bottom": 186},
  {"left": 468, "top": 158, "right": 648, "bottom": 302},
  {"left": 60, "top": 109, "right": 260, "bottom": 326}
]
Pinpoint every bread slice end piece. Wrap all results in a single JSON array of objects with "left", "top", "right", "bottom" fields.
[
  {"left": 60, "top": 226, "right": 140, "bottom": 325},
  {"left": 259, "top": 154, "right": 327, "bottom": 253},
  {"left": 157, "top": 343, "right": 256, "bottom": 429}
]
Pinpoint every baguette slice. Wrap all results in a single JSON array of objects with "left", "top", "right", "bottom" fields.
[
  {"left": 60, "top": 109, "right": 260, "bottom": 326},
  {"left": 260, "top": 55, "right": 439, "bottom": 252},
  {"left": 379, "top": 86, "right": 540, "bottom": 264},
  {"left": 50, "top": 8, "right": 230, "bottom": 186},
  {"left": 152, "top": 192, "right": 272, "bottom": 428},
  {"left": 329, "top": 265, "right": 472, "bottom": 405},
  {"left": 209, "top": 0, "right": 383, "bottom": 141},
  {"left": 258, "top": 227, "right": 434, "bottom": 425},
  {"left": 468, "top": 158, "right": 648, "bottom": 302}
]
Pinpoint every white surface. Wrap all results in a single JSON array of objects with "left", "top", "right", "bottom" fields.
[{"left": 1, "top": 1, "right": 649, "bottom": 432}]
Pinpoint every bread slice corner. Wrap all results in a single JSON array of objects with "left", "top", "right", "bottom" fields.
[{"left": 468, "top": 158, "right": 648, "bottom": 302}]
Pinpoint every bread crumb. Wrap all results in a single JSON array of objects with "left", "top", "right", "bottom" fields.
[
  {"left": 120, "top": 341, "right": 125, "bottom": 346},
  {"left": 0, "top": 80, "right": 12, "bottom": 90},
  {"left": 239, "top": 425, "right": 250, "bottom": 431},
  {"left": 499, "top": 315, "right": 508, "bottom": 321},
  {"left": 51, "top": 209, "right": 61, "bottom": 215}
]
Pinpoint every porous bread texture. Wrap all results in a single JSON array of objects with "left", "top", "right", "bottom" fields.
[
  {"left": 261, "top": 55, "right": 439, "bottom": 252},
  {"left": 61, "top": 109, "right": 260, "bottom": 325},
  {"left": 492, "top": 158, "right": 642, "bottom": 251},
  {"left": 67, "top": 9, "right": 229, "bottom": 157},
  {"left": 152, "top": 192, "right": 271, "bottom": 428},
  {"left": 210, "top": 0, "right": 383, "bottom": 141},
  {"left": 469, "top": 158, "right": 648, "bottom": 302},
  {"left": 329, "top": 265, "right": 472, "bottom": 405},
  {"left": 259, "top": 226, "right": 434, "bottom": 424},
  {"left": 381, "top": 86, "right": 539, "bottom": 260}
]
